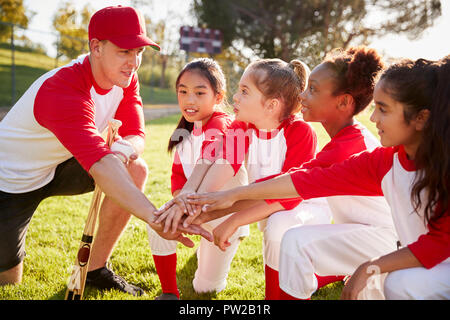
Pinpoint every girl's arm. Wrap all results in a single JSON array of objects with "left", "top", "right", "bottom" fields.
[
  {"left": 188, "top": 147, "right": 391, "bottom": 212},
  {"left": 213, "top": 201, "right": 284, "bottom": 251},
  {"left": 341, "top": 247, "right": 422, "bottom": 300},
  {"left": 162, "top": 160, "right": 237, "bottom": 232},
  {"left": 169, "top": 159, "right": 215, "bottom": 216},
  {"left": 188, "top": 173, "right": 299, "bottom": 212},
  {"left": 186, "top": 199, "right": 264, "bottom": 226}
]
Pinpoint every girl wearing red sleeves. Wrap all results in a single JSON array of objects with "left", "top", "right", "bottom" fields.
[
  {"left": 160, "top": 58, "right": 330, "bottom": 299},
  {"left": 146, "top": 58, "right": 248, "bottom": 300},
  {"left": 190, "top": 47, "right": 399, "bottom": 299},
  {"left": 188, "top": 55, "right": 450, "bottom": 300}
]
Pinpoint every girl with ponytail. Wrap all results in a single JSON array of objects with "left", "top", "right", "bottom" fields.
[
  {"left": 188, "top": 46, "right": 400, "bottom": 300},
  {"left": 188, "top": 54, "right": 450, "bottom": 300},
  {"left": 156, "top": 57, "right": 326, "bottom": 298}
]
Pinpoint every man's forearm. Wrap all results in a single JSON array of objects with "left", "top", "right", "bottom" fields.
[{"left": 89, "top": 154, "right": 157, "bottom": 224}]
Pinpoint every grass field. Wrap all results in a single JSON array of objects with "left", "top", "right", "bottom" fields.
[{"left": 0, "top": 109, "right": 378, "bottom": 300}]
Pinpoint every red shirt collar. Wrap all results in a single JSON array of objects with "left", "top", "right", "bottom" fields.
[
  {"left": 249, "top": 115, "right": 294, "bottom": 140},
  {"left": 397, "top": 145, "right": 417, "bottom": 171}
]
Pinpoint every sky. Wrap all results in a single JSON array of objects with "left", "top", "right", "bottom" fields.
[{"left": 22, "top": 0, "right": 450, "bottom": 61}]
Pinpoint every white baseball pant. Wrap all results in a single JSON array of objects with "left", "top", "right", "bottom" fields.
[
  {"left": 147, "top": 214, "right": 249, "bottom": 293},
  {"left": 260, "top": 198, "right": 332, "bottom": 271},
  {"left": 384, "top": 260, "right": 450, "bottom": 299},
  {"left": 279, "top": 223, "right": 399, "bottom": 299}
]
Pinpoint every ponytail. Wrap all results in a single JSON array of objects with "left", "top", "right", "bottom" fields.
[
  {"left": 246, "top": 58, "right": 311, "bottom": 121},
  {"left": 289, "top": 59, "right": 311, "bottom": 92}
]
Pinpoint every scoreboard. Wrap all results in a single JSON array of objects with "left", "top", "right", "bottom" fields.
[{"left": 179, "top": 26, "right": 223, "bottom": 55}]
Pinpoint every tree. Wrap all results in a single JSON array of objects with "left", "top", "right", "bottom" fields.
[
  {"left": 53, "top": 2, "right": 93, "bottom": 60},
  {"left": 192, "top": 0, "right": 442, "bottom": 66},
  {"left": 0, "top": 0, "right": 30, "bottom": 41}
]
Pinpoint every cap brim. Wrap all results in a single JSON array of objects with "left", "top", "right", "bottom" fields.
[{"left": 110, "top": 34, "right": 161, "bottom": 51}]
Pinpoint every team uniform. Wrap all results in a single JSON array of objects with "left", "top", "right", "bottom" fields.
[
  {"left": 211, "top": 114, "right": 332, "bottom": 298},
  {"left": 146, "top": 111, "right": 249, "bottom": 295},
  {"left": 283, "top": 144, "right": 450, "bottom": 299},
  {"left": 0, "top": 54, "right": 145, "bottom": 271},
  {"left": 263, "top": 123, "right": 398, "bottom": 299}
]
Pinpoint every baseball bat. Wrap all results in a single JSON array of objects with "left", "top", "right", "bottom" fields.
[{"left": 65, "top": 119, "right": 122, "bottom": 300}]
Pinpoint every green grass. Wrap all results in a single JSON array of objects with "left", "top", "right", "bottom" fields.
[{"left": 0, "top": 111, "right": 378, "bottom": 300}]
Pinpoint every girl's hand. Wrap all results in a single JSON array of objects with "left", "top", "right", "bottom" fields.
[
  {"left": 155, "top": 204, "right": 185, "bottom": 234},
  {"left": 155, "top": 192, "right": 201, "bottom": 217},
  {"left": 212, "top": 218, "right": 238, "bottom": 252},
  {"left": 341, "top": 262, "right": 377, "bottom": 300},
  {"left": 187, "top": 190, "right": 238, "bottom": 212}
]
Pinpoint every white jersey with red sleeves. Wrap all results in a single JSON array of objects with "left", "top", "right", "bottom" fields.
[
  {"left": 265, "top": 122, "right": 394, "bottom": 227},
  {"left": 290, "top": 145, "right": 450, "bottom": 269},
  {"left": 0, "top": 54, "right": 145, "bottom": 193},
  {"left": 170, "top": 111, "right": 244, "bottom": 194},
  {"left": 303, "top": 122, "right": 393, "bottom": 227},
  {"left": 225, "top": 115, "right": 317, "bottom": 184},
  {"left": 208, "top": 115, "right": 317, "bottom": 210}
]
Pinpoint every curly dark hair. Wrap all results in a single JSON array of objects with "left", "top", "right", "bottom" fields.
[{"left": 323, "top": 46, "right": 385, "bottom": 115}]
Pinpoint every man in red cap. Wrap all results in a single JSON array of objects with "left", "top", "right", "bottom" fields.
[{"left": 0, "top": 6, "right": 210, "bottom": 297}]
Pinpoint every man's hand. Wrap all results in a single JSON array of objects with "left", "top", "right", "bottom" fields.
[
  {"left": 148, "top": 217, "right": 212, "bottom": 247},
  {"left": 111, "top": 137, "right": 138, "bottom": 164}
]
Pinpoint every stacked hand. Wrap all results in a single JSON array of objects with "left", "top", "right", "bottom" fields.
[
  {"left": 153, "top": 189, "right": 239, "bottom": 250},
  {"left": 187, "top": 189, "right": 238, "bottom": 213},
  {"left": 154, "top": 191, "right": 204, "bottom": 233},
  {"left": 148, "top": 210, "right": 212, "bottom": 247}
]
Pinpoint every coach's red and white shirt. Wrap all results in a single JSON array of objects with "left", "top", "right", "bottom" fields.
[
  {"left": 0, "top": 54, "right": 145, "bottom": 193},
  {"left": 290, "top": 145, "right": 450, "bottom": 269}
]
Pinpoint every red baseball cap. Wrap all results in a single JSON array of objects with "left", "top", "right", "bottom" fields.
[{"left": 88, "top": 6, "right": 160, "bottom": 51}]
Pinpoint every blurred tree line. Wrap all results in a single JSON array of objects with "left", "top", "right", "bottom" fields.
[
  {"left": 0, "top": 0, "right": 443, "bottom": 92},
  {"left": 193, "top": 0, "right": 442, "bottom": 67}
]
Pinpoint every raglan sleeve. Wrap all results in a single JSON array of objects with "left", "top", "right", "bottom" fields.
[
  {"left": 199, "top": 113, "right": 232, "bottom": 163},
  {"left": 201, "top": 120, "right": 250, "bottom": 175},
  {"left": 260, "top": 120, "right": 317, "bottom": 210},
  {"left": 34, "top": 79, "right": 112, "bottom": 172},
  {"left": 171, "top": 150, "right": 187, "bottom": 195},
  {"left": 289, "top": 147, "right": 390, "bottom": 200},
  {"left": 407, "top": 205, "right": 450, "bottom": 269}
]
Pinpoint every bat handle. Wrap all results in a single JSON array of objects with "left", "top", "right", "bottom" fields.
[{"left": 107, "top": 119, "right": 122, "bottom": 147}]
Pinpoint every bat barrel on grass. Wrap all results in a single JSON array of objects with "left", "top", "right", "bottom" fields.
[{"left": 65, "top": 119, "right": 122, "bottom": 300}]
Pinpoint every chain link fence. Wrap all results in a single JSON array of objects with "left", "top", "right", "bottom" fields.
[{"left": 0, "top": 21, "right": 244, "bottom": 112}]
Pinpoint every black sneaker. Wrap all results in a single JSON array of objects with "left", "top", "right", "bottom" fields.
[
  {"left": 155, "top": 293, "right": 179, "bottom": 300},
  {"left": 86, "top": 266, "right": 144, "bottom": 296}
]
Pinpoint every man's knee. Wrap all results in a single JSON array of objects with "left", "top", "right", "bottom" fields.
[
  {"left": 0, "top": 262, "right": 23, "bottom": 286},
  {"left": 127, "top": 157, "right": 148, "bottom": 189}
]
